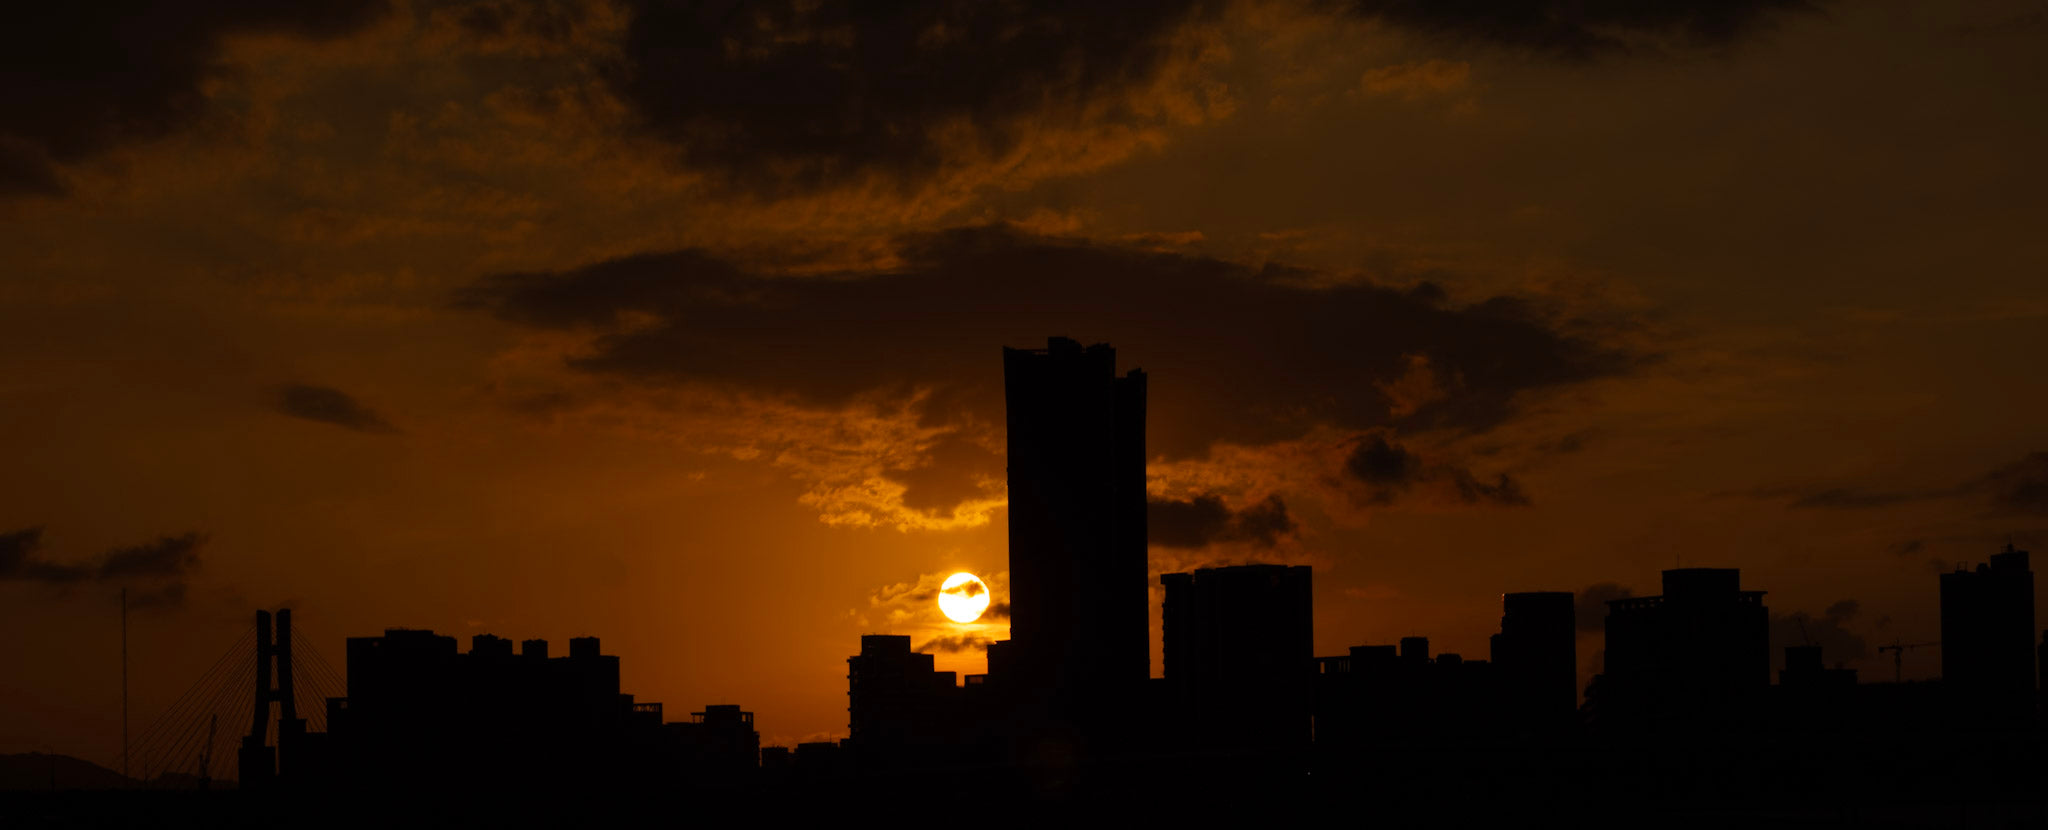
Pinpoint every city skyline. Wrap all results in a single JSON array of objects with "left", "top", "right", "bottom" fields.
[
  {"left": 5, "top": 0, "right": 2048, "bottom": 771},
  {"left": 10, "top": 336, "right": 2039, "bottom": 775},
  {"left": 4, "top": 333, "right": 2043, "bottom": 825},
  {"left": 54, "top": 536, "right": 2039, "bottom": 794}
]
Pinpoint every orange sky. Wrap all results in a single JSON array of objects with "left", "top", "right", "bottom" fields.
[{"left": 3, "top": 0, "right": 2046, "bottom": 764}]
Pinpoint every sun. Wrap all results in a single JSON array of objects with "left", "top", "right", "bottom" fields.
[{"left": 937, "top": 572, "right": 991, "bottom": 624}]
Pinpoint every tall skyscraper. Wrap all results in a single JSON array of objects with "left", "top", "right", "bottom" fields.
[
  {"left": 1001, "top": 337, "right": 1149, "bottom": 729},
  {"left": 1940, "top": 544, "right": 2036, "bottom": 722}
]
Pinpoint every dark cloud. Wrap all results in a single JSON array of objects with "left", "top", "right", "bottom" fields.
[
  {"left": 1760, "top": 450, "right": 2048, "bottom": 516},
  {"left": 915, "top": 633, "right": 991, "bottom": 654},
  {"left": 1343, "top": 433, "right": 1533, "bottom": 507},
  {"left": 1979, "top": 452, "right": 2048, "bottom": 516},
  {"left": 508, "top": 391, "right": 577, "bottom": 416},
  {"left": 1148, "top": 495, "right": 1231, "bottom": 548},
  {"left": 1891, "top": 539, "right": 1924, "bottom": 556},
  {"left": 1574, "top": 582, "right": 1634, "bottom": 632},
  {"left": 451, "top": 0, "right": 583, "bottom": 48},
  {"left": 0, "top": 527, "right": 34, "bottom": 565},
  {"left": 97, "top": 533, "right": 205, "bottom": 581},
  {"left": 0, "top": 527, "right": 89, "bottom": 583},
  {"left": 463, "top": 225, "right": 1637, "bottom": 460},
  {"left": 884, "top": 437, "right": 1003, "bottom": 514},
  {"left": 1769, "top": 601, "right": 1869, "bottom": 671},
  {"left": 1346, "top": 0, "right": 1814, "bottom": 60},
  {"left": 462, "top": 249, "right": 750, "bottom": 331},
  {"left": 1148, "top": 493, "right": 1297, "bottom": 549},
  {"left": 1542, "top": 430, "right": 1595, "bottom": 455},
  {"left": 1451, "top": 469, "right": 1531, "bottom": 506},
  {"left": 276, "top": 384, "right": 400, "bottom": 434},
  {"left": 983, "top": 601, "right": 1010, "bottom": 622},
  {"left": 1788, "top": 487, "right": 1927, "bottom": 510},
  {"left": 1823, "top": 599, "right": 1858, "bottom": 622},
  {"left": 872, "top": 578, "right": 940, "bottom": 607},
  {"left": 0, "top": 1, "right": 391, "bottom": 197},
  {"left": 0, "top": 2, "right": 1816, "bottom": 199},
  {"left": 1232, "top": 495, "right": 1297, "bottom": 546},
  {"left": 125, "top": 582, "right": 191, "bottom": 611},
  {"left": 0, "top": 527, "right": 207, "bottom": 610},
  {"left": 596, "top": 1, "right": 1814, "bottom": 194},
  {"left": 942, "top": 578, "right": 985, "bottom": 599},
  {"left": 1346, "top": 436, "right": 1421, "bottom": 502},
  {"left": 604, "top": 0, "right": 1218, "bottom": 195}
]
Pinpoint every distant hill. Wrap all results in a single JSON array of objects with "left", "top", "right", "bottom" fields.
[
  {"left": 0, "top": 753, "right": 131, "bottom": 791},
  {"left": 0, "top": 754, "right": 234, "bottom": 791}
]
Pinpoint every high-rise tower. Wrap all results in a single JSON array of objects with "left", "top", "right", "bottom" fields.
[
  {"left": 1940, "top": 544, "right": 2036, "bottom": 723},
  {"left": 1001, "top": 337, "right": 1149, "bottom": 725}
]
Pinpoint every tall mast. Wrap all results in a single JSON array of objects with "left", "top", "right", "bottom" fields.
[
  {"left": 199, "top": 714, "right": 215, "bottom": 791},
  {"left": 121, "top": 587, "right": 128, "bottom": 783}
]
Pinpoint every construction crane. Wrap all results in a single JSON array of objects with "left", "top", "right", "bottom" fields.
[{"left": 1877, "top": 640, "right": 1938, "bottom": 683}]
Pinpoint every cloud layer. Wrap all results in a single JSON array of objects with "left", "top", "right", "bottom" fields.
[
  {"left": 1, "top": 0, "right": 1822, "bottom": 202},
  {"left": 464, "top": 224, "right": 1636, "bottom": 452},
  {"left": 0, "top": 527, "right": 207, "bottom": 609},
  {"left": 1148, "top": 493, "right": 1297, "bottom": 549},
  {"left": 1758, "top": 450, "right": 2048, "bottom": 518},
  {"left": 1981, "top": 452, "right": 2048, "bottom": 516},
  {"left": 461, "top": 225, "right": 1632, "bottom": 529},
  {"left": 1346, "top": 0, "right": 1814, "bottom": 59},
  {"left": 605, "top": 0, "right": 1225, "bottom": 196},
  {"left": 1344, "top": 433, "right": 1531, "bottom": 507},
  {"left": 0, "top": 0, "right": 391, "bottom": 196},
  {"left": 276, "top": 384, "right": 402, "bottom": 434}
]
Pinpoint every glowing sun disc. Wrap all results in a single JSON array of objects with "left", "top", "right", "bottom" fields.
[{"left": 938, "top": 572, "right": 991, "bottom": 623}]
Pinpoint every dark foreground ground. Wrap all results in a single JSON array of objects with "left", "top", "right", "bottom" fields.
[{"left": 6, "top": 734, "right": 2045, "bottom": 828}]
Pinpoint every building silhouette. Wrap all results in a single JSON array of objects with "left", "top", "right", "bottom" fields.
[
  {"left": 1160, "top": 564, "right": 1314, "bottom": 756},
  {"left": 1772, "top": 644, "right": 1859, "bottom": 733},
  {"left": 1941, "top": 544, "right": 2037, "bottom": 723},
  {"left": 1489, "top": 591, "right": 1576, "bottom": 733},
  {"left": 844, "top": 634, "right": 963, "bottom": 767},
  {"left": 2040, "top": 630, "right": 2048, "bottom": 716},
  {"left": 1313, "top": 637, "right": 1499, "bottom": 753},
  {"left": 1596, "top": 568, "right": 1768, "bottom": 731},
  {"left": 296, "top": 627, "right": 755, "bottom": 791},
  {"left": 665, "top": 705, "right": 761, "bottom": 788},
  {"left": 998, "top": 337, "right": 1149, "bottom": 751}
]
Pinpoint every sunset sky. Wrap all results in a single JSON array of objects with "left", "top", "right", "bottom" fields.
[{"left": 4, "top": 0, "right": 2046, "bottom": 762}]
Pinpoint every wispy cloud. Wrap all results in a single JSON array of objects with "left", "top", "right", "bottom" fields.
[{"left": 276, "top": 384, "right": 401, "bottom": 434}]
